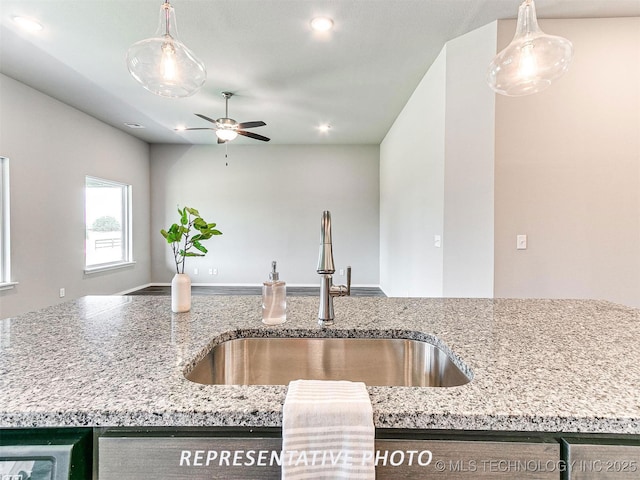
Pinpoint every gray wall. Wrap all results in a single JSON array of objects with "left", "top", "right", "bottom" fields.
[
  {"left": 150, "top": 144, "right": 379, "bottom": 286},
  {"left": 494, "top": 17, "right": 640, "bottom": 308},
  {"left": 0, "top": 74, "right": 151, "bottom": 319},
  {"left": 380, "top": 23, "right": 496, "bottom": 298}
]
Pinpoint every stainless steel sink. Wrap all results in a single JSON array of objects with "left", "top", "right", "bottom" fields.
[{"left": 185, "top": 337, "right": 471, "bottom": 387}]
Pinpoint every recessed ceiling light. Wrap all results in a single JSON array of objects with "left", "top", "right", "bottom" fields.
[
  {"left": 12, "top": 16, "right": 43, "bottom": 32},
  {"left": 310, "top": 17, "right": 334, "bottom": 32},
  {"left": 124, "top": 122, "right": 145, "bottom": 129},
  {"left": 318, "top": 124, "right": 332, "bottom": 133}
]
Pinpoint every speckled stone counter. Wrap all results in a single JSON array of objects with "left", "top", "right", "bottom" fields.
[{"left": 1, "top": 295, "right": 639, "bottom": 433}]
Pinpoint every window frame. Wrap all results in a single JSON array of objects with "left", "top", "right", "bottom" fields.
[{"left": 84, "top": 176, "right": 134, "bottom": 274}]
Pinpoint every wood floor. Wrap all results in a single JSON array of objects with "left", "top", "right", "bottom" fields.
[{"left": 128, "top": 285, "right": 385, "bottom": 297}]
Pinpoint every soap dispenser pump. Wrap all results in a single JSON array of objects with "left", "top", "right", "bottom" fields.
[{"left": 262, "top": 260, "right": 286, "bottom": 325}]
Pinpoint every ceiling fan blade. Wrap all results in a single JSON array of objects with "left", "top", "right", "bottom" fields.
[
  {"left": 237, "top": 130, "right": 271, "bottom": 142},
  {"left": 195, "top": 113, "right": 218, "bottom": 124},
  {"left": 237, "top": 121, "right": 266, "bottom": 129},
  {"left": 180, "top": 127, "right": 216, "bottom": 131}
]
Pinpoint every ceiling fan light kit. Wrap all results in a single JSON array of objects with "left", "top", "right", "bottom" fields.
[
  {"left": 216, "top": 128, "right": 239, "bottom": 142},
  {"left": 126, "top": 0, "right": 206, "bottom": 98},
  {"left": 487, "top": 0, "right": 573, "bottom": 97}
]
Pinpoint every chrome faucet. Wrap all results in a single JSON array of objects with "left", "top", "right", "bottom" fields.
[{"left": 317, "top": 210, "right": 351, "bottom": 326}]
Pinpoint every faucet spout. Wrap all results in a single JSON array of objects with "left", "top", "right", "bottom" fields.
[
  {"left": 316, "top": 210, "right": 351, "bottom": 326},
  {"left": 317, "top": 210, "right": 335, "bottom": 274}
]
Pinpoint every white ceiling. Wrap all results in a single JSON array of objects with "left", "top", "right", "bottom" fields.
[{"left": 1, "top": 0, "right": 639, "bottom": 145}]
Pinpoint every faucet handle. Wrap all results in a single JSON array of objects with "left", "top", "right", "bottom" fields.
[{"left": 346, "top": 266, "right": 351, "bottom": 296}]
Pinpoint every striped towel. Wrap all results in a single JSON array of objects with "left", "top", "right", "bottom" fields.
[{"left": 281, "top": 379, "right": 375, "bottom": 480}]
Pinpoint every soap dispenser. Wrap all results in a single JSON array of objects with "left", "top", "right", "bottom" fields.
[{"left": 262, "top": 260, "right": 286, "bottom": 325}]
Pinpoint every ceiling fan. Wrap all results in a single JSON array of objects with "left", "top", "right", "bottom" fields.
[{"left": 180, "top": 92, "right": 270, "bottom": 143}]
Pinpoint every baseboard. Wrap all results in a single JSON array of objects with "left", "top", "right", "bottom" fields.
[
  {"left": 140, "top": 282, "right": 381, "bottom": 288},
  {"left": 115, "top": 283, "right": 153, "bottom": 295}
]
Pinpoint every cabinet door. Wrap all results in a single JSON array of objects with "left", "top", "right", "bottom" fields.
[
  {"left": 563, "top": 440, "right": 640, "bottom": 479},
  {"left": 99, "top": 437, "right": 282, "bottom": 480},
  {"left": 375, "top": 439, "right": 560, "bottom": 479}
]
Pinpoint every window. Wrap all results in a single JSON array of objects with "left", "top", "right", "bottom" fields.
[
  {"left": 85, "top": 176, "right": 133, "bottom": 272},
  {"left": 0, "top": 157, "right": 13, "bottom": 288}
]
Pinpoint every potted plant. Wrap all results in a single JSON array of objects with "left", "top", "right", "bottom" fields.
[{"left": 161, "top": 206, "right": 222, "bottom": 312}]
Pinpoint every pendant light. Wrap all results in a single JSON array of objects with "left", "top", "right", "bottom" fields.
[
  {"left": 487, "top": 0, "right": 573, "bottom": 97},
  {"left": 126, "top": 1, "right": 206, "bottom": 98}
]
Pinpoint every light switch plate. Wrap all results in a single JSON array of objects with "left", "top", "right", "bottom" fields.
[
  {"left": 517, "top": 234, "right": 527, "bottom": 250},
  {"left": 434, "top": 235, "right": 442, "bottom": 248}
]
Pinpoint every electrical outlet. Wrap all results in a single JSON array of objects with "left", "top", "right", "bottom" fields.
[
  {"left": 59, "top": 288, "right": 65, "bottom": 298},
  {"left": 208, "top": 268, "right": 213, "bottom": 275},
  {"left": 434, "top": 235, "right": 442, "bottom": 248},
  {"left": 339, "top": 269, "right": 344, "bottom": 276},
  {"left": 193, "top": 268, "right": 199, "bottom": 275},
  {"left": 213, "top": 268, "right": 218, "bottom": 275}
]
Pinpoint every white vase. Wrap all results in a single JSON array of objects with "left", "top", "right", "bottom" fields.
[{"left": 171, "top": 273, "right": 191, "bottom": 313}]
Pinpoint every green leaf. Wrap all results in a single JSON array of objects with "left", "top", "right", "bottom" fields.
[
  {"left": 180, "top": 209, "right": 188, "bottom": 225},
  {"left": 211, "top": 230, "right": 222, "bottom": 235},
  {"left": 186, "top": 207, "right": 200, "bottom": 216},
  {"left": 193, "top": 218, "right": 207, "bottom": 230},
  {"left": 164, "top": 223, "right": 182, "bottom": 243},
  {"left": 193, "top": 241, "right": 208, "bottom": 254}
]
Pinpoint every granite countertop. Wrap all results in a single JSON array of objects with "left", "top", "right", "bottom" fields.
[{"left": 1, "top": 295, "right": 639, "bottom": 433}]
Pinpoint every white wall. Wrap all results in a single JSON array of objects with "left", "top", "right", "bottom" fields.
[
  {"left": 380, "top": 23, "right": 496, "bottom": 298},
  {"left": 0, "top": 74, "right": 151, "bottom": 319},
  {"left": 380, "top": 49, "right": 446, "bottom": 297},
  {"left": 442, "top": 22, "right": 496, "bottom": 297},
  {"left": 149, "top": 144, "right": 379, "bottom": 286},
  {"left": 494, "top": 17, "right": 640, "bottom": 308}
]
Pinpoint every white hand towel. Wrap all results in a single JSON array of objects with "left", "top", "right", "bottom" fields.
[{"left": 281, "top": 379, "right": 375, "bottom": 480}]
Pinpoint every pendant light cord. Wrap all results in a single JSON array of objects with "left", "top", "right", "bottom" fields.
[{"left": 163, "top": 1, "right": 171, "bottom": 36}]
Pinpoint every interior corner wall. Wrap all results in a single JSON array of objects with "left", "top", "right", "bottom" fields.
[
  {"left": 149, "top": 144, "right": 379, "bottom": 286},
  {"left": 380, "top": 22, "right": 496, "bottom": 298},
  {"left": 379, "top": 48, "right": 447, "bottom": 297},
  {"left": 0, "top": 74, "right": 151, "bottom": 319},
  {"left": 494, "top": 17, "right": 640, "bottom": 308},
  {"left": 442, "top": 22, "right": 496, "bottom": 298}
]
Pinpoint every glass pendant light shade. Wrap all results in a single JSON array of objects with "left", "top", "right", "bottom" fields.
[
  {"left": 126, "top": 1, "right": 206, "bottom": 98},
  {"left": 487, "top": 0, "right": 573, "bottom": 97}
]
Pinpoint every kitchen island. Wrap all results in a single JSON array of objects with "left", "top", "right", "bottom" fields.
[{"left": 1, "top": 294, "right": 638, "bottom": 433}]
